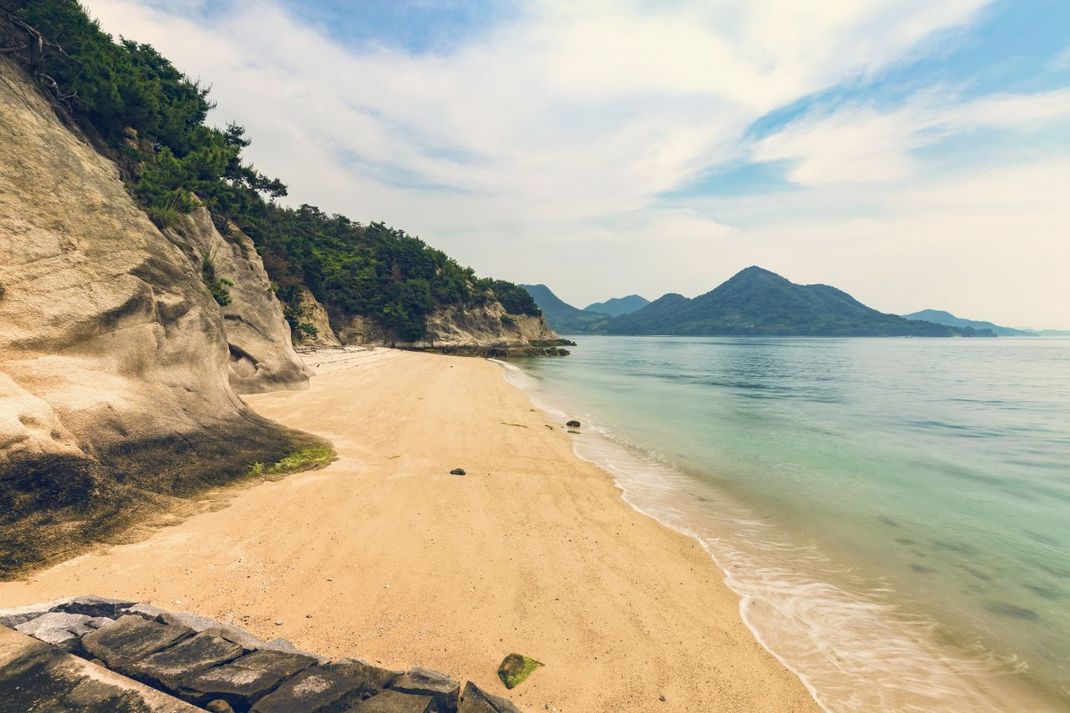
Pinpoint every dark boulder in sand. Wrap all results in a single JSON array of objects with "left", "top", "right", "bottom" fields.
[
  {"left": 391, "top": 666, "right": 460, "bottom": 712},
  {"left": 252, "top": 660, "right": 399, "bottom": 713},
  {"left": 347, "top": 688, "right": 434, "bottom": 712},
  {"left": 450, "top": 468, "right": 467, "bottom": 476},
  {"left": 457, "top": 682, "right": 523, "bottom": 713},
  {"left": 566, "top": 420, "right": 581, "bottom": 428}
]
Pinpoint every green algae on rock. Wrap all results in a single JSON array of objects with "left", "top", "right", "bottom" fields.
[{"left": 496, "top": 653, "right": 543, "bottom": 689}]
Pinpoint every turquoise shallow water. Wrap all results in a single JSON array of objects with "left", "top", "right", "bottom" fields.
[{"left": 509, "top": 336, "right": 1070, "bottom": 712}]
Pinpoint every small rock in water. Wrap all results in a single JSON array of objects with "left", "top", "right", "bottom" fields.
[
  {"left": 566, "top": 420, "right": 581, "bottom": 428},
  {"left": 450, "top": 468, "right": 466, "bottom": 476},
  {"left": 206, "top": 700, "right": 235, "bottom": 713}
]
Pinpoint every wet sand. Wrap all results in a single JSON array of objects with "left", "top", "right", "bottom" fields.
[{"left": 0, "top": 348, "right": 819, "bottom": 712}]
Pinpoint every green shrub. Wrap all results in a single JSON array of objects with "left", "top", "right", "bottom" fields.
[
  {"left": 146, "top": 205, "right": 185, "bottom": 229},
  {"left": 483, "top": 279, "right": 542, "bottom": 316},
  {"left": 200, "top": 250, "right": 233, "bottom": 306}
]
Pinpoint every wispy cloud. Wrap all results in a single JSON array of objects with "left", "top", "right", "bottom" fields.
[
  {"left": 750, "top": 88, "right": 1070, "bottom": 186},
  {"left": 81, "top": 0, "right": 1070, "bottom": 327}
]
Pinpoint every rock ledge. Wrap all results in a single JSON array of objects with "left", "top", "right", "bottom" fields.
[{"left": 1, "top": 597, "right": 522, "bottom": 713}]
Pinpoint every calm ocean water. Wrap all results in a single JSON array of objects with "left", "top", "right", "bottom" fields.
[{"left": 508, "top": 336, "right": 1070, "bottom": 712}]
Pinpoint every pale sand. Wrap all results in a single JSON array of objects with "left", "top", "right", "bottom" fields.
[{"left": 0, "top": 348, "right": 819, "bottom": 712}]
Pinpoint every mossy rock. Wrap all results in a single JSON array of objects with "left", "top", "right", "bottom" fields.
[{"left": 496, "top": 653, "right": 543, "bottom": 689}]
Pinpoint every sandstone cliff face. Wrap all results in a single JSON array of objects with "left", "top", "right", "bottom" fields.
[
  {"left": 0, "top": 58, "right": 311, "bottom": 575},
  {"left": 163, "top": 208, "right": 309, "bottom": 393},
  {"left": 292, "top": 287, "right": 340, "bottom": 348},
  {"left": 335, "top": 300, "right": 561, "bottom": 352}
]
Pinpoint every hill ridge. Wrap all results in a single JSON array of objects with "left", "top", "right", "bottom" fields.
[{"left": 526, "top": 268, "right": 994, "bottom": 337}]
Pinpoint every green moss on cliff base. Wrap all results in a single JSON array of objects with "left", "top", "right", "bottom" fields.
[
  {"left": 0, "top": 426, "right": 333, "bottom": 580},
  {"left": 247, "top": 443, "right": 336, "bottom": 479}
]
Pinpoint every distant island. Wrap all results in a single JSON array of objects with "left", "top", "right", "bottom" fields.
[
  {"left": 901, "top": 310, "right": 1035, "bottom": 337},
  {"left": 526, "top": 267, "right": 997, "bottom": 337},
  {"left": 584, "top": 294, "right": 651, "bottom": 317},
  {"left": 519, "top": 284, "right": 613, "bottom": 334}
]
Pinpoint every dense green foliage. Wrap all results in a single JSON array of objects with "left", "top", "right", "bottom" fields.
[
  {"left": 480, "top": 279, "right": 541, "bottom": 317},
  {"left": 236, "top": 203, "right": 508, "bottom": 341},
  {"left": 8, "top": 0, "right": 285, "bottom": 222},
  {"left": 5, "top": 0, "right": 538, "bottom": 340}
]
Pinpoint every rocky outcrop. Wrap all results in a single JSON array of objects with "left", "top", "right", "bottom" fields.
[
  {"left": 335, "top": 302, "right": 569, "bottom": 356},
  {"left": 1, "top": 598, "right": 524, "bottom": 713},
  {"left": 163, "top": 207, "right": 309, "bottom": 393},
  {"left": 292, "top": 287, "right": 340, "bottom": 348},
  {"left": 0, "top": 57, "right": 315, "bottom": 576},
  {"left": 0, "top": 625, "right": 199, "bottom": 712}
]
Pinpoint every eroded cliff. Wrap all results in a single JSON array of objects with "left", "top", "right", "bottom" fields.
[
  {"left": 164, "top": 207, "right": 309, "bottom": 393},
  {"left": 0, "top": 58, "right": 316, "bottom": 575},
  {"left": 335, "top": 301, "right": 567, "bottom": 355}
]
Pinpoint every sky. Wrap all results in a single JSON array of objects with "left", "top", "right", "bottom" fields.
[{"left": 83, "top": 0, "right": 1070, "bottom": 328}]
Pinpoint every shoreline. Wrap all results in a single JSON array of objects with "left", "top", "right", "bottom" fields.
[
  {"left": 0, "top": 347, "right": 818, "bottom": 712},
  {"left": 504, "top": 347, "right": 1068, "bottom": 713}
]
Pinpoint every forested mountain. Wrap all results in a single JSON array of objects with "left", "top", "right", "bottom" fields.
[
  {"left": 519, "top": 284, "right": 610, "bottom": 334},
  {"left": 606, "top": 267, "right": 990, "bottom": 336},
  {"left": 584, "top": 294, "right": 650, "bottom": 317},
  {"left": 902, "top": 310, "right": 1033, "bottom": 337},
  {"left": 4, "top": 0, "right": 541, "bottom": 343},
  {"left": 527, "top": 268, "right": 994, "bottom": 337}
]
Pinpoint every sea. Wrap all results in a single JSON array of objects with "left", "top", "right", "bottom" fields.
[{"left": 506, "top": 336, "right": 1070, "bottom": 712}]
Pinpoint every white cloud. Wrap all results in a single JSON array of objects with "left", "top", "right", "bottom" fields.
[
  {"left": 82, "top": 0, "right": 989, "bottom": 217},
  {"left": 77, "top": 0, "right": 1070, "bottom": 327},
  {"left": 752, "top": 88, "right": 1070, "bottom": 187},
  {"left": 753, "top": 109, "right": 922, "bottom": 185}
]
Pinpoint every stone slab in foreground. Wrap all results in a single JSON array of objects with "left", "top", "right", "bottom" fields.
[
  {"left": 0, "top": 596, "right": 524, "bottom": 712},
  {"left": 0, "top": 625, "right": 198, "bottom": 712}
]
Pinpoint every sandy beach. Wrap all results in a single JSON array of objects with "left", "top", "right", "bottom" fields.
[{"left": 0, "top": 348, "right": 818, "bottom": 712}]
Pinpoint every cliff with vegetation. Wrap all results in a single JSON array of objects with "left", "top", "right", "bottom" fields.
[
  {"left": 0, "top": 53, "right": 324, "bottom": 576},
  {"left": 0, "top": 0, "right": 562, "bottom": 575},
  {"left": 1, "top": 0, "right": 560, "bottom": 355}
]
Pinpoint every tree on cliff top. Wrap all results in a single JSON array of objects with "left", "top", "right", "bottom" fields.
[{"left": 2, "top": 0, "right": 537, "bottom": 340}]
